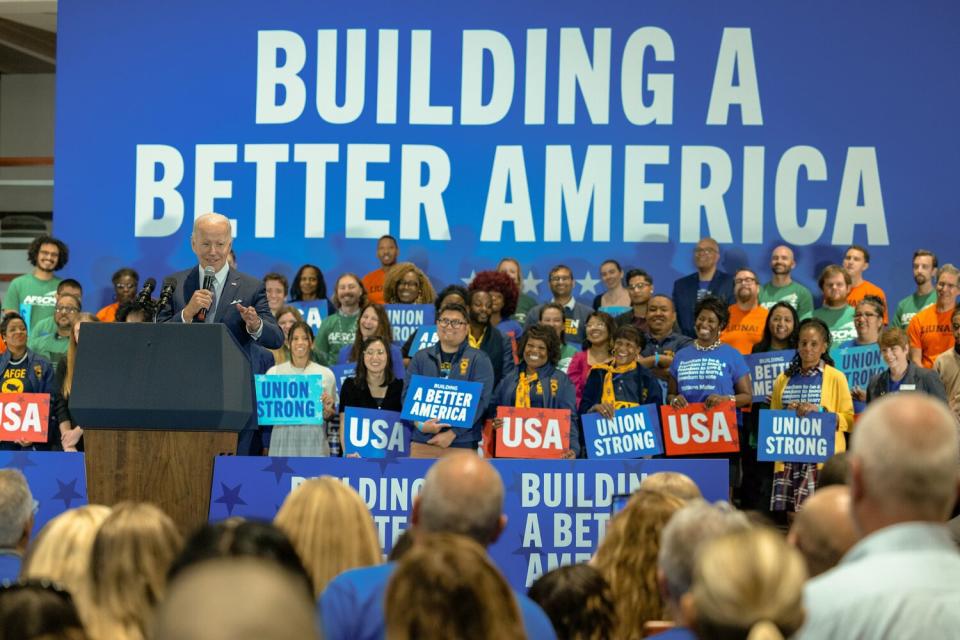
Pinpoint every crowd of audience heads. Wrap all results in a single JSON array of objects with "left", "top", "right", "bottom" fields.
[{"left": 3, "top": 233, "right": 960, "bottom": 638}]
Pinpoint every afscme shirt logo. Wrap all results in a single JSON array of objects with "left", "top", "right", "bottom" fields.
[{"left": 22, "top": 294, "right": 56, "bottom": 305}]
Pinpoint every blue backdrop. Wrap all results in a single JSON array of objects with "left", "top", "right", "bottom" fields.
[{"left": 54, "top": 1, "right": 959, "bottom": 310}]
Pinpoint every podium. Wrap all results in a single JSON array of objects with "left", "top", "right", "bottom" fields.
[{"left": 70, "top": 323, "right": 255, "bottom": 533}]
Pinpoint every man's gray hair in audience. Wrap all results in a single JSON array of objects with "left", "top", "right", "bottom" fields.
[
  {"left": 416, "top": 452, "right": 505, "bottom": 546},
  {"left": 851, "top": 393, "right": 960, "bottom": 524},
  {"left": 0, "top": 469, "right": 33, "bottom": 548},
  {"left": 658, "top": 499, "right": 751, "bottom": 601}
]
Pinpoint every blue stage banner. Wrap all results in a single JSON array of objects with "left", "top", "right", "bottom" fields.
[
  {"left": 289, "top": 300, "right": 328, "bottom": 335},
  {"left": 401, "top": 375, "right": 482, "bottom": 428},
  {"left": 0, "top": 452, "right": 88, "bottom": 537},
  {"left": 409, "top": 326, "right": 439, "bottom": 354},
  {"left": 208, "top": 456, "right": 728, "bottom": 589},
  {"left": 342, "top": 408, "right": 411, "bottom": 458},
  {"left": 328, "top": 364, "right": 357, "bottom": 396},
  {"left": 55, "top": 1, "right": 960, "bottom": 315},
  {"left": 385, "top": 304, "right": 435, "bottom": 343},
  {"left": 254, "top": 374, "right": 326, "bottom": 425},
  {"left": 582, "top": 404, "right": 663, "bottom": 459},
  {"left": 744, "top": 350, "right": 794, "bottom": 403},
  {"left": 757, "top": 409, "right": 836, "bottom": 463}
]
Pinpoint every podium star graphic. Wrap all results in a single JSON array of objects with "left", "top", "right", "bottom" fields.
[
  {"left": 51, "top": 479, "right": 85, "bottom": 509},
  {"left": 4, "top": 451, "right": 37, "bottom": 471},
  {"left": 261, "top": 457, "right": 296, "bottom": 484},
  {"left": 214, "top": 483, "right": 247, "bottom": 516},
  {"left": 460, "top": 270, "right": 477, "bottom": 287}
]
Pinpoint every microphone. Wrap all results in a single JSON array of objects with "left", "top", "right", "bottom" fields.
[
  {"left": 155, "top": 277, "right": 177, "bottom": 320},
  {"left": 135, "top": 277, "right": 156, "bottom": 305},
  {"left": 196, "top": 266, "right": 216, "bottom": 322}
]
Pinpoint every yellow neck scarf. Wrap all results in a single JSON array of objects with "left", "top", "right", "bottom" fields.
[
  {"left": 468, "top": 327, "right": 486, "bottom": 349},
  {"left": 592, "top": 361, "right": 637, "bottom": 406},
  {"left": 515, "top": 370, "right": 539, "bottom": 408}
]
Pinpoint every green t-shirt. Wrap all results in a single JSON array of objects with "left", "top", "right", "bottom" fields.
[
  {"left": 513, "top": 293, "right": 539, "bottom": 327},
  {"left": 311, "top": 311, "right": 359, "bottom": 366},
  {"left": 759, "top": 281, "right": 814, "bottom": 320},
  {"left": 558, "top": 343, "right": 578, "bottom": 374},
  {"left": 2, "top": 273, "right": 61, "bottom": 331},
  {"left": 812, "top": 305, "right": 857, "bottom": 344},
  {"left": 27, "top": 332, "right": 69, "bottom": 367},
  {"left": 893, "top": 291, "right": 936, "bottom": 328}
]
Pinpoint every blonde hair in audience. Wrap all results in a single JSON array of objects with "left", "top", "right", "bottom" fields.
[
  {"left": 592, "top": 489, "right": 685, "bottom": 639},
  {"left": 688, "top": 528, "right": 806, "bottom": 640},
  {"left": 87, "top": 502, "right": 183, "bottom": 640},
  {"left": 385, "top": 532, "right": 524, "bottom": 640},
  {"left": 274, "top": 477, "right": 381, "bottom": 597},
  {"left": 20, "top": 504, "right": 112, "bottom": 627},
  {"left": 61, "top": 312, "right": 99, "bottom": 399},
  {"left": 640, "top": 472, "right": 703, "bottom": 502}
]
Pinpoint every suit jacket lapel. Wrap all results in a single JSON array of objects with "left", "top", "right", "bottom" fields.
[{"left": 213, "top": 267, "right": 240, "bottom": 322}]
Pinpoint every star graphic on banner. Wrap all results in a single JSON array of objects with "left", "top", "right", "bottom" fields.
[
  {"left": 460, "top": 270, "right": 477, "bottom": 287},
  {"left": 4, "top": 451, "right": 37, "bottom": 471},
  {"left": 576, "top": 271, "right": 600, "bottom": 296},
  {"left": 522, "top": 271, "right": 543, "bottom": 296},
  {"left": 261, "top": 457, "right": 297, "bottom": 484},
  {"left": 213, "top": 483, "right": 247, "bottom": 516},
  {"left": 51, "top": 479, "right": 85, "bottom": 509}
]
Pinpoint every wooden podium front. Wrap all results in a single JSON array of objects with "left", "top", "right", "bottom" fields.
[
  {"left": 84, "top": 429, "right": 238, "bottom": 534},
  {"left": 70, "top": 323, "right": 257, "bottom": 535}
]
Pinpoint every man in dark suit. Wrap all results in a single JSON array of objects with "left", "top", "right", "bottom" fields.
[
  {"left": 671, "top": 237, "right": 734, "bottom": 338},
  {"left": 158, "top": 212, "right": 283, "bottom": 454}
]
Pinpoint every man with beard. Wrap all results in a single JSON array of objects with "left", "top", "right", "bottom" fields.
[
  {"left": 721, "top": 268, "right": 769, "bottom": 355},
  {"left": 524, "top": 265, "right": 593, "bottom": 344},
  {"left": 893, "top": 250, "right": 938, "bottom": 328},
  {"left": 638, "top": 295, "right": 693, "bottom": 397},
  {"left": 27, "top": 292, "right": 80, "bottom": 367},
  {"left": 466, "top": 289, "right": 515, "bottom": 389},
  {"left": 813, "top": 265, "right": 857, "bottom": 344},
  {"left": 908, "top": 263, "right": 959, "bottom": 368},
  {"left": 759, "top": 245, "right": 813, "bottom": 320},
  {"left": 2, "top": 235, "right": 68, "bottom": 332},
  {"left": 361, "top": 235, "right": 398, "bottom": 305},
  {"left": 615, "top": 268, "right": 654, "bottom": 331},
  {"left": 313, "top": 273, "right": 367, "bottom": 366},
  {"left": 671, "top": 238, "right": 734, "bottom": 337}
]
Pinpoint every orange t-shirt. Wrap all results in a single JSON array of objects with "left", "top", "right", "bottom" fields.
[
  {"left": 96, "top": 302, "right": 119, "bottom": 322},
  {"left": 907, "top": 304, "right": 955, "bottom": 368},
  {"left": 721, "top": 304, "right": 769, "bottom": 355},
  {"left": 362, "top": 269, "right": 386, "bottom": 305},
  {"left": 0, "top": 335, "right": 5, "bottom": 354},
  {"left": 847, "top": 280, "right": 888, "bottom": 324}
]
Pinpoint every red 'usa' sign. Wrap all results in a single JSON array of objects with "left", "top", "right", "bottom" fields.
[
  {"left": 495, "top": 406, "right": 570, "bottom": 459},
  {"left": 659, "top": 401, "right": 739, "bottom": 456},
  {"left": 0, "top": 393, "right": 50, "bottom": 443}
]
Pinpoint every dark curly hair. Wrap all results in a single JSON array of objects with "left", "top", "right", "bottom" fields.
[
  {"left": 528, "top": 564, "right": 616, "bottom": 640},
  {"left": 784, "top": 317, "right": 835, "bottom": 377},
  {"left": 290, "top": 264, "right": 327, "bottom": 301},
  {"left": 469, "top": 270, "right": 519, "bottom": 318},
  {"left": 694, "top": 296, "right": 730, "bottom": 331},
  {"left": 0, "top": 312, "right": 26, "bottom": 337},
  {"left": 519, "top": 324, "right": 562, "bottom": 367},
  {"left": 613, "top": 324, "right": 645, "bottom": 350},
  {"left": 434, "top": 285, "right": 469, "bottom": 314},
  {"left": 27, "top": 235, "right": 69, "bottom": 271}
]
